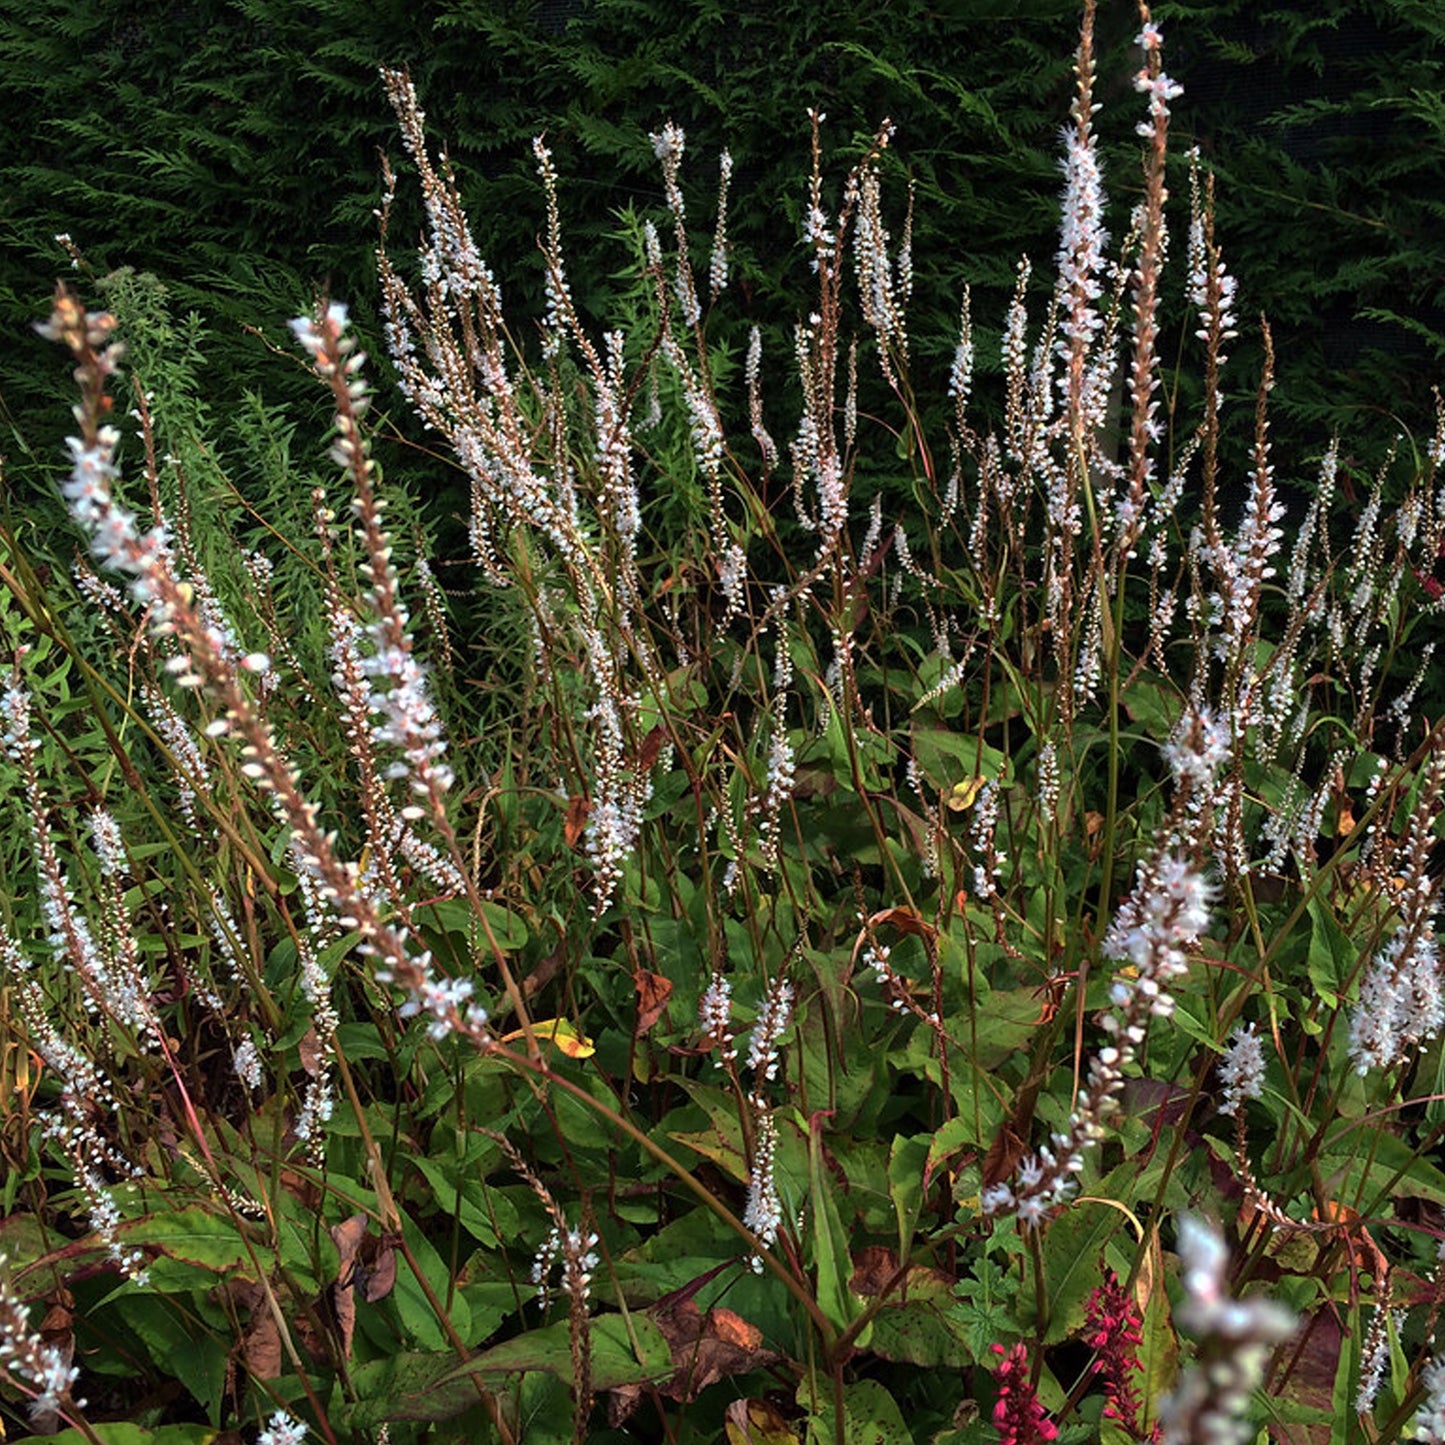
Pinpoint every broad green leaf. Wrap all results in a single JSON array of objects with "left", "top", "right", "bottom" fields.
[
  {"left": 388, "top": 1211, "right": 472, "bottom": 1350},
  {"left": 447, "top": 1312, "right": 672, "bottom": 1391},
  {"left": 104, "top": 1293, "right": 229, "bottom": 1417},
  {"left": 1319, "top": 1124, "right": 1445, "bottom": 1209},
  {"left": 888, "top": 1133, "right": 928, "bottom": 1253},
  {"left": 116, "top": 1204, "right": 253, "bottom": 1274},
  {"left": 808, "top": 1115, "right": 865, "bottom": 1340},
  {"left": 409, "top": 1152, "right": 521, "bottom": 1250},
  {"left": 800, "top": 1378, "right": 911, "bottom": 1445},
  {"left": 1021, "top": 1204, "right": 1119, "bottom": 1343},
  {"left": 344, "top": 1350, "right": 485, "bottom": 1426},
  {"left": 866, "top": 1288, "right": 975, "bottom": 1368}
]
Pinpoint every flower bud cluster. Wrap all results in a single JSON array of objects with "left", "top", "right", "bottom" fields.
[{"left": 0, "top": 1253, "right": 83, "bottom": 1424}]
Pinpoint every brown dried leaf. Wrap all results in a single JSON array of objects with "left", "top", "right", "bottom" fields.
[
  {"left": 241, "top": 1290, "right": 282, "bottom": 1379},
  {"left": 652, "top": 1298, "right": 778, "bottom": 1402},
  {"left": 364, "top": 1240, "right": 397, "bottom": 1303},
  {"left": 608, "top": 1382, "right": 644, "bottom": 1428},
  {"left": 564, "top": 794, "right": 590, "bottom": 850},
  {"left": 636, "top": 723, "right": 668, "bottom": 773},
  {"left": 634, "top": 969, "right": 673, "bottom": 1037},
  {"left": 850, "top": 1245, "right": 899, "bottom": 1297},
  {"left": 866, "top": 906, "right": 938, "bottom": 942},
  {"left": 981, "top": 1122, "right": 1027, "bottom": 1190},
  {"left": 297, "top": 1027, "right": 324, "bottom": 1077},
  {"left": 330, "top": 1212, "right": 369, "bottom": 1360}
]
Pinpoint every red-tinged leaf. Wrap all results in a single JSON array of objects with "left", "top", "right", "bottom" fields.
[{"left": 636, "top": 723, "right": 668, "bottom": 772}]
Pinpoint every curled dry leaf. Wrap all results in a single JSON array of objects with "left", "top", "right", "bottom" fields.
[
  {"left": 297, "top": 1026, "right": 324, "bottom": 1077},
  {"left": 327, "top": 1213, "right": 397, "bottom": 1362},
  {"left": 651, "top": 1297, "right": 779, "bottom": 1401},
  {"left": 633, "top": 969, "right": 673, "bottom": 1037},
  {"left": 331, "top": 1212, "right": 368, "bottom": 1360},
  {"left": 564, "top": 794, "right": 589, "bottom": 850},
  {"left": 218, "top": 1278, "right": 283, "bottom": 1380}
]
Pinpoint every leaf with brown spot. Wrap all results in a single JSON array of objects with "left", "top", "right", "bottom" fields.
[{"left": 634, "top": 969, "right": 673, "bottom": 1037}]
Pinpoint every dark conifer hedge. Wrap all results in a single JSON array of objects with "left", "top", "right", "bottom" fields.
[{"left": 2, "top": 0, "right": 1442, "bottom": 473}]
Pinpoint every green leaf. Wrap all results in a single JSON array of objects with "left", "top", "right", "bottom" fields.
[
  {"left": 888, "top": 1133, "right": 928, "bottom": 1253},
  {"left": 423, "top": 897, "right": 529, "bottom": 951},
  {"left": 345, "top": 1350, "right": 489, "bottom": 1426},
  {"left": 950, "top": 1256, "right": 1016, "bottom": 1361},
  {"left": 409, "top": 1152, "right": 521, "bottom": 1249},
  {"left": 446, "top": 1312, "right": 672, "bottom": 1391},
  {"left": 388, "top": 1211, "right": 472, "bottom": 1350},
  {"left": 800, "top": 1378, "right": 912, "bottom": 1445},
  {"left": 104, "top": 1293, "right": 229, "bottom": 1417},
  {"left": 1306, "top": 896, "right": 1354, "bottom": 1009},
  {"left": 116, "top": 1204, "right": 253, "bottom": 1274},
  {"left": 808, "top": 1115, "right": 865, "bottom": 1340},
  {"left": 1022, "top": 1204, "right": 1118, "bottom": 1343},
  {"left": 866, "top": 1277, "right": 975, "bottom": 1369}
]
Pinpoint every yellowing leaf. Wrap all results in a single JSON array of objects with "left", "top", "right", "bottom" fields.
[
  {"left": 945, "top": 776, "right": 988, "bottom": 812},
  {"left": 498, "top": 1018, "right": 595, "bottom": 1058}
]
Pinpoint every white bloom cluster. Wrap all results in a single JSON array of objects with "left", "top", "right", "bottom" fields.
[
  {"left": 1102, "top": 856, "right": 1212, "bottom": 1021},
  {"left": 985, "top": 850, "right": 1214, "bottom": 1228},
  {"left": 745, "top": 977, "right": 794, "bottom": 1087},
  {"left": 233, "top": 1037, "right": 263, "bottom": 1092},
  {"left": 1162, "top": 707, "right": 1231, "bottom": 792},
  {"left": 295, "top": 305, "right": 454, "bottom": 814},
  {"left": 758, "top": 724, "right": 796, "bottom": 870},
  {"left": 1354, "top": 1305, "right": 1399, "bottom": 1416},
  {"left": 88, "top": 810, "right": 125, "bottom": 877},
  {"left": 1415, "top": 1355, "right": 1445, "bottom": 1444},
  {"left": 257, "top": 1410, "right": 308, "bottom": 1445},
  {"left": 397, "top": 972, "right": 483, "bottom": 1042},
  {"left": 1159, "top": 1217, "right": 1295, "bottom": 1445},
  {"left": 0, "top": 1252, "right": 83, "bottom": 1423},
  {"left": 1347, "top": 910, "right": 1444, "bottom": 1074},
  {"left": 1055, "top": 110, "right": 1108, "bottom": 358},
  {"left": 1217, "top": 1023, "right": 1266, "bottom": 1117},
  {"left": 698, "top": 971, "right": 736, "bottom": 1062},
  {"left": 742, "top": 1112, "right": 782, "bottom": 1270},
  {"left": 531, "top": 1225, "right": 600, "bottom": 1310}
]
